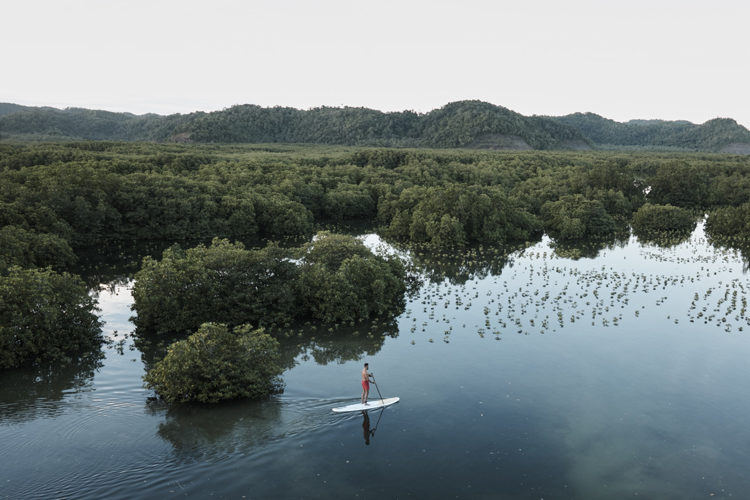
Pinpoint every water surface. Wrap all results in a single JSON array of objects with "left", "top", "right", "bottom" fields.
[{"left": 2, "top": 225, "right": 749, "bottom": 499}]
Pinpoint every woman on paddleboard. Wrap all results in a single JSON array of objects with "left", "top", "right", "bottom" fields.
[{"left": 361, "top": 363, "right": 375, "bottom": 404}]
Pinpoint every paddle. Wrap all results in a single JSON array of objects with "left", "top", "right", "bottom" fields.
[{"left": 370, "top": 373, "right": 385, "bottom": 405}]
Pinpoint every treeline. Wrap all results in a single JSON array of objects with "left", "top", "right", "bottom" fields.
[
  {"left": 554, "top": 113, "right": 750, "bottom": 153},
  {"left": 180, "top": 101, "right": 588, "bottom": 149},
  {"left": 5, "top": 101, "right": 750, "bottom": 152},
  {"left": 0, "top": 105, "right": 186, "bottom": 142},
  {"left": 3, "top": 142, "right": 750, "bottom": 266},
  {"left": 0, "top": 101, "right": 586, "bottom": 149}
]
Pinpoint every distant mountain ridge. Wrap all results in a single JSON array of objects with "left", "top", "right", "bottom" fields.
[
  {"left": 552, "top": 112, "right": 750, "bottom": 153},
  {"left": 1, "top": 100, "right": 748, "bottom": 153}
]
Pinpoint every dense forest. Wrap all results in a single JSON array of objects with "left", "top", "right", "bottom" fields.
[
  {"left": 554, "top": 113, "right": 750, "bottom": 153},
  {"left": 3, "top": 142, "right": 750, "bottom": 268},
  {"left": 3, "top": 101, "right": 749, "bottom": 153},
  {"left": 3, "top": 142, "right": 750, "bottom": 400}
]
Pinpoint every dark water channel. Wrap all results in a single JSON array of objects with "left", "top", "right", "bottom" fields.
[{"left": 2, "top": 225, "right": 750, "bottom": 499}]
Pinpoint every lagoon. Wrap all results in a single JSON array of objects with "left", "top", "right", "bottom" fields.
[{"left": 2, "top": 224, "right": 750, "bottom": 499}]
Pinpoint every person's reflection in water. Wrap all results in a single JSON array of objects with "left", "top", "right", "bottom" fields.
[{"left": 362, "top": 411, "right": 375, "bottom": 445}]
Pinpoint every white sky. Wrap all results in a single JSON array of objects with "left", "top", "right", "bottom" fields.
[{"left": 3, "top": 0, "right": 749, "bottom": 127}]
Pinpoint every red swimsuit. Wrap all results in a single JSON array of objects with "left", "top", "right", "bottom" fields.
[{"left": 362, "top": 380, "right": 370, "bottom": 390}]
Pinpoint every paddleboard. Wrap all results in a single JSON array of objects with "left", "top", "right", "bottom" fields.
[{"left": 332, "top": 397, "right": 400, "bottom": 413}]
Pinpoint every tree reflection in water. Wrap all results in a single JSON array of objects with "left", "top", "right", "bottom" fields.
[
  {"left": 148, "top": 398, "right": 283, "bottom": 461},
  {"left": 0, "top": 352, "right": 103, "bottom": 424},
  {"left": 277, "top": 319, "right": 399, "bottom": 369},
  {"left": 548, "top": 226, "right": 630, "bottom": 260}
]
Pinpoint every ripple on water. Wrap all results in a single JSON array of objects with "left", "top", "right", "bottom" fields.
[
  {"left": 1, "top": 398, "right": 172, "bottom": 500},
  {"left": 1, "top": 377, "right": 401, "bottom": 499},
  {"left": 11, "top": 395, "right": 359, "bottom": 500}
]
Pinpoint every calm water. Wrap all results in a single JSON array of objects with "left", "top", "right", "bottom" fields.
[{"left": 2, "top": 225, "right": 750, "bottom": 499}]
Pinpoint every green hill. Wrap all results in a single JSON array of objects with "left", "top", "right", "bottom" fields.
[
  {"left": 0, "top": 101, "right": 587, "bottom": 149},
  {"left": 417, "top": 101, "right": 586, "bottom": 149},
  {"left": 554, "top": 112, "right": 750, "bottom": 153},
  {"left": 0, "top": 103, "right": 34, "bottom": 117},
  {"left": 175, "top": 100, "right": 589, "bottom": 149},
  {"left": 0, "top": 105, "right": 191, "bottom": 141},
  {"left": 1, "top": 101, "right": 748, "bottom": 152}
]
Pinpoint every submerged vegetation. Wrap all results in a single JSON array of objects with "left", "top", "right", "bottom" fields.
[
  {"left": 631, "top": 203, "right": 698, "bottom": 244},
  {"left": 132, "top": 239, "right": 300, "bottom": 336},
  {"left": 3, "top": 140, "right": 750, "bottom": 402},
  {"left": 296, "top": 232, "right": 407, "bottom": 324},
  {"left": 400, "top": 229, "right": 750, "bottom": 347},
  {"left": 0, "top": 266, "right": 102, "bottom": 369},
  {"left": 380, "top": 185, "right": 540, "bottom": 249},
  {"left": 540, "top": 194, "right": 619, "bottom": 242},
  {"left": 131, "top": 232, "right": 407, "bottom": 337},
  {"left": 143, "top": 323, "right": 284, "bottom": 404}
]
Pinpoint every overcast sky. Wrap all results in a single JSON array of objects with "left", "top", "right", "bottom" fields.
[{"left": 4, "top": 0, "right": 749, "bottom": 127}]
